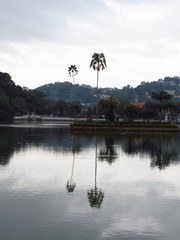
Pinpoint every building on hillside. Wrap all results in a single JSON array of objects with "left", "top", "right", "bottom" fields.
[
  {"left": 164, "top": 90, "right": 175, "bottom": 96},
  {"left": 169, "top": 80, "right": 176, "bottom": 86},
  {"left": 131, "top": 102, "right": 145, "bottom": 108},
  {"left": 145, "top": 91, "right": 151, "bottom": 100}
]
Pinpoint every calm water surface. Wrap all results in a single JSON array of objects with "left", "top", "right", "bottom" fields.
[{"left": 0, "top": 123, "right": 180, "bottom": 240}]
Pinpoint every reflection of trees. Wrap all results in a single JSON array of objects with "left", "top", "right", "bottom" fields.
[
  {"left": 0, "top": 127, "right": 83, "bottom": 166},
  {"left": 87, "top": 188, "right": 104, "bottom": 208},
  {"left": 98, "top": 137, "right": 118, "bottom": 164},
  {"left": 120, "top": 134, "right": 179, "bottom": 170},
  {"left": 87, "top": 138, "right": 104, "bottom": 208},
  {"left": 0, "top": 127, "right": 66, "bottom": 165},
  {"left": 66, "top": 153, "right": 76, "bottom": 193},
  {"left": 150, "top": 137, "right": 178, "bottom": 170},
  {"left": 1, "top": 125, "right": 180, "bottom": 173},
  {"left": 0, "top": 127, "right": 26, "bottom": 165}
]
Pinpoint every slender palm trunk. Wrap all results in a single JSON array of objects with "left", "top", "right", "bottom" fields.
[
  {"left": 95, "top": 137, "right": 97, "bottom": 191},
  {"left": 96, "top": 70, "right": 99, "bottom": 120},
  {"left": 73, "top": 74, "right": 77, "bottom": 120}
]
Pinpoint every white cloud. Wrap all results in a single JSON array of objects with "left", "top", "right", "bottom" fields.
[{"left": 0, "top": 0, "right": 180, "bottom": 89}]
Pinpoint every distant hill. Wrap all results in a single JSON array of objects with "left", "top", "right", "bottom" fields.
[{"left": 36, "top": 76, "right": 180, "bottom": 105}]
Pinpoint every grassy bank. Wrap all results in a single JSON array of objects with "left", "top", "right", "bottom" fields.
[{"left": 70, "top": 120, "right": 179, "bottom": 133}]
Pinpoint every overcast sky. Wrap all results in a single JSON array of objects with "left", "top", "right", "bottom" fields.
[{"left": 0, "top": 0, "right": 180, "bottom": 89}]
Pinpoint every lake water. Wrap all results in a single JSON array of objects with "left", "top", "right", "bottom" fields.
[{"left": 0, "top": 123, "right": 180, "bottom": 240}]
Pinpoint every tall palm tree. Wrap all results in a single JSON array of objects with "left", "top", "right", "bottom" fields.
[
  {"left": 90, "top": 53, "right": 107, "bottom": 119},
  {"left": 68, "top": 65, "right": 78, "bottom": 119}
]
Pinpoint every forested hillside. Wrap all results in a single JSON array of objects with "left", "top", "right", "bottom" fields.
[
  {"left": 1, "top": 72, "right": 180, "bottom": 121},
  {"left": 37, "top": 76, "right": 180, "bottom": 105},
  {"left": 37, "top": 82, "right": 96, "bottom": 105},
  {"left": 0, "top": 72, "right": 46, "bottom": 122}
]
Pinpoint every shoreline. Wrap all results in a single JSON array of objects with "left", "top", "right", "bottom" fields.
[
  {"left": 70, "top": 121, "right": 180, "bottom": 133},
  {"left": 70, "top": 126, "right": 180, "bottom": 133}
]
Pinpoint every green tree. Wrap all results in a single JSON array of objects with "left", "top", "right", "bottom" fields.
[
  {"left": 141, "top": 102, "right": 157, "bottom": 121},
  {"left": 152, "top": 91, "right": 172, "bottom": 103},
  {"left": 43, "top": 100, "right": 57, "bottom": 115},
  {"left": 0, "top": 91, "right": 11, "bottom": 122},
  {"left": 90, "top": 53, "right": 107, "bottom": 119},
  {"left": 99, "top": 96, "right": 119, "bottom": 122},
  {"left": 152, "top": 91, "right": 173, "bottom": 121},
  {"left": 12, "top": 97, "right": 27, "bottom": 115},
  {"left": 70, "top": 101, "right": 82, "bottom": 118},
  {"left": 116, "top": 99, "right": 130, "bottom": 118},
  {"left": 125, "top": 105, "right": 139, "bottom": 121},
  {"left": 0, "top": 72, "right": 16, "bottom": 98},
  {"left": 54, "top": 100, "right": 69, "bottom": 116},
  {"left": 23, "top": 89, "right": 47, "bottom": 114}
]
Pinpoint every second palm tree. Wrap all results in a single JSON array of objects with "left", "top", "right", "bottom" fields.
[{"left": 68, "top": 65, "right": 78, "bottom": 119}]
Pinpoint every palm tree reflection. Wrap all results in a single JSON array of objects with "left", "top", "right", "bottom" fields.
[
  {"left": 66, "top": 135, "right": 80, "bottom": 194},
  {"left": 66, "top": 152, "right": 76, "bottom": 193},
  {"left": 87, "top": 137, "right": 104, "bottom": 208}
]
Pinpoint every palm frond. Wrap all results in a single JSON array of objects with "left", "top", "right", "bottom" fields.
[
  {"left": 68, "top": 65, "right": 78, "bottom": 76},
  {"left": 90, "top": 53, "right": 107, "bottom": 71}
]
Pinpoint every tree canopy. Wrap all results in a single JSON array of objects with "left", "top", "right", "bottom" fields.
[
  {"left": 152, "top": 90, "right": 172, "bottom": 103},
  {"left": 0, "top": 72, "right": 47, "bottom": 122},
  {"left": 99, "top": 96, "right": 119, "bottom": 121},
  {"left": 37, "top": 76, "right": 180, "bottom": 105}
]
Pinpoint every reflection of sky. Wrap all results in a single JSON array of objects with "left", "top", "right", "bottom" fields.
[{"left": 0, "top": 144, "right": 180, "bottom": 240}]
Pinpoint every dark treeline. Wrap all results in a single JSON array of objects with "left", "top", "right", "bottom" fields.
[
  {"left": 0, "top": 72, "right": 84, "bottom": 122},
  {"left": 1, "top": 72, "right": 180, "bottom": 122},
  {"left": 0, "top": 72, "right": 46, "bottom": 122}
]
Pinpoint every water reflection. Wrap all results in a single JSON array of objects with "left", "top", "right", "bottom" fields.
[
  {"left": 66, "top": 153, "right": 76, "bottom": 193},
  {"left": 0, "top": 126, "right": 180, "bottom": 172},
  {"left": 87, "top": 137, "right": 104, "bottom": 208},
  {"left": 0, "top": 127, "right": 70, "bottom": 165},
  {"left": 0, "top": 125, "right": 180, "bottom": 240},
  {"left": 0, "top": 127, "right": 26, "bottom": 165},
  {"left": 119, "top": 134, "right": 179, "bottom": 170},
  {"left": 66, "top": 136, "right": 81, "bottom": 194},
  {"left": 98, "top": 136, "right": 118, "bottom": 164}
]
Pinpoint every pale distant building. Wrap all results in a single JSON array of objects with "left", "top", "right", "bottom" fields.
[
  {"left": 169, "top": 80, "right": 175, "bottom": 86},
  {"left": 164, "top": 90, "right": 175, "bottom": 96}
]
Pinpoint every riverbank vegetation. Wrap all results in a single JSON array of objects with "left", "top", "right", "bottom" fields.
[
  {"left": 1, "top": 71, "right": 180, "bottom": 124},
  {"left": 0, "top": 72, "right": 46, "bottom": 122},
  {"left": 70, "top": 120, "right": 178, "bottom": 133}
]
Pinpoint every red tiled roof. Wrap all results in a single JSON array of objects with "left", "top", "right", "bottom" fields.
[{"left": 131, "top": 102, "right": 145, "bottom": 108}]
